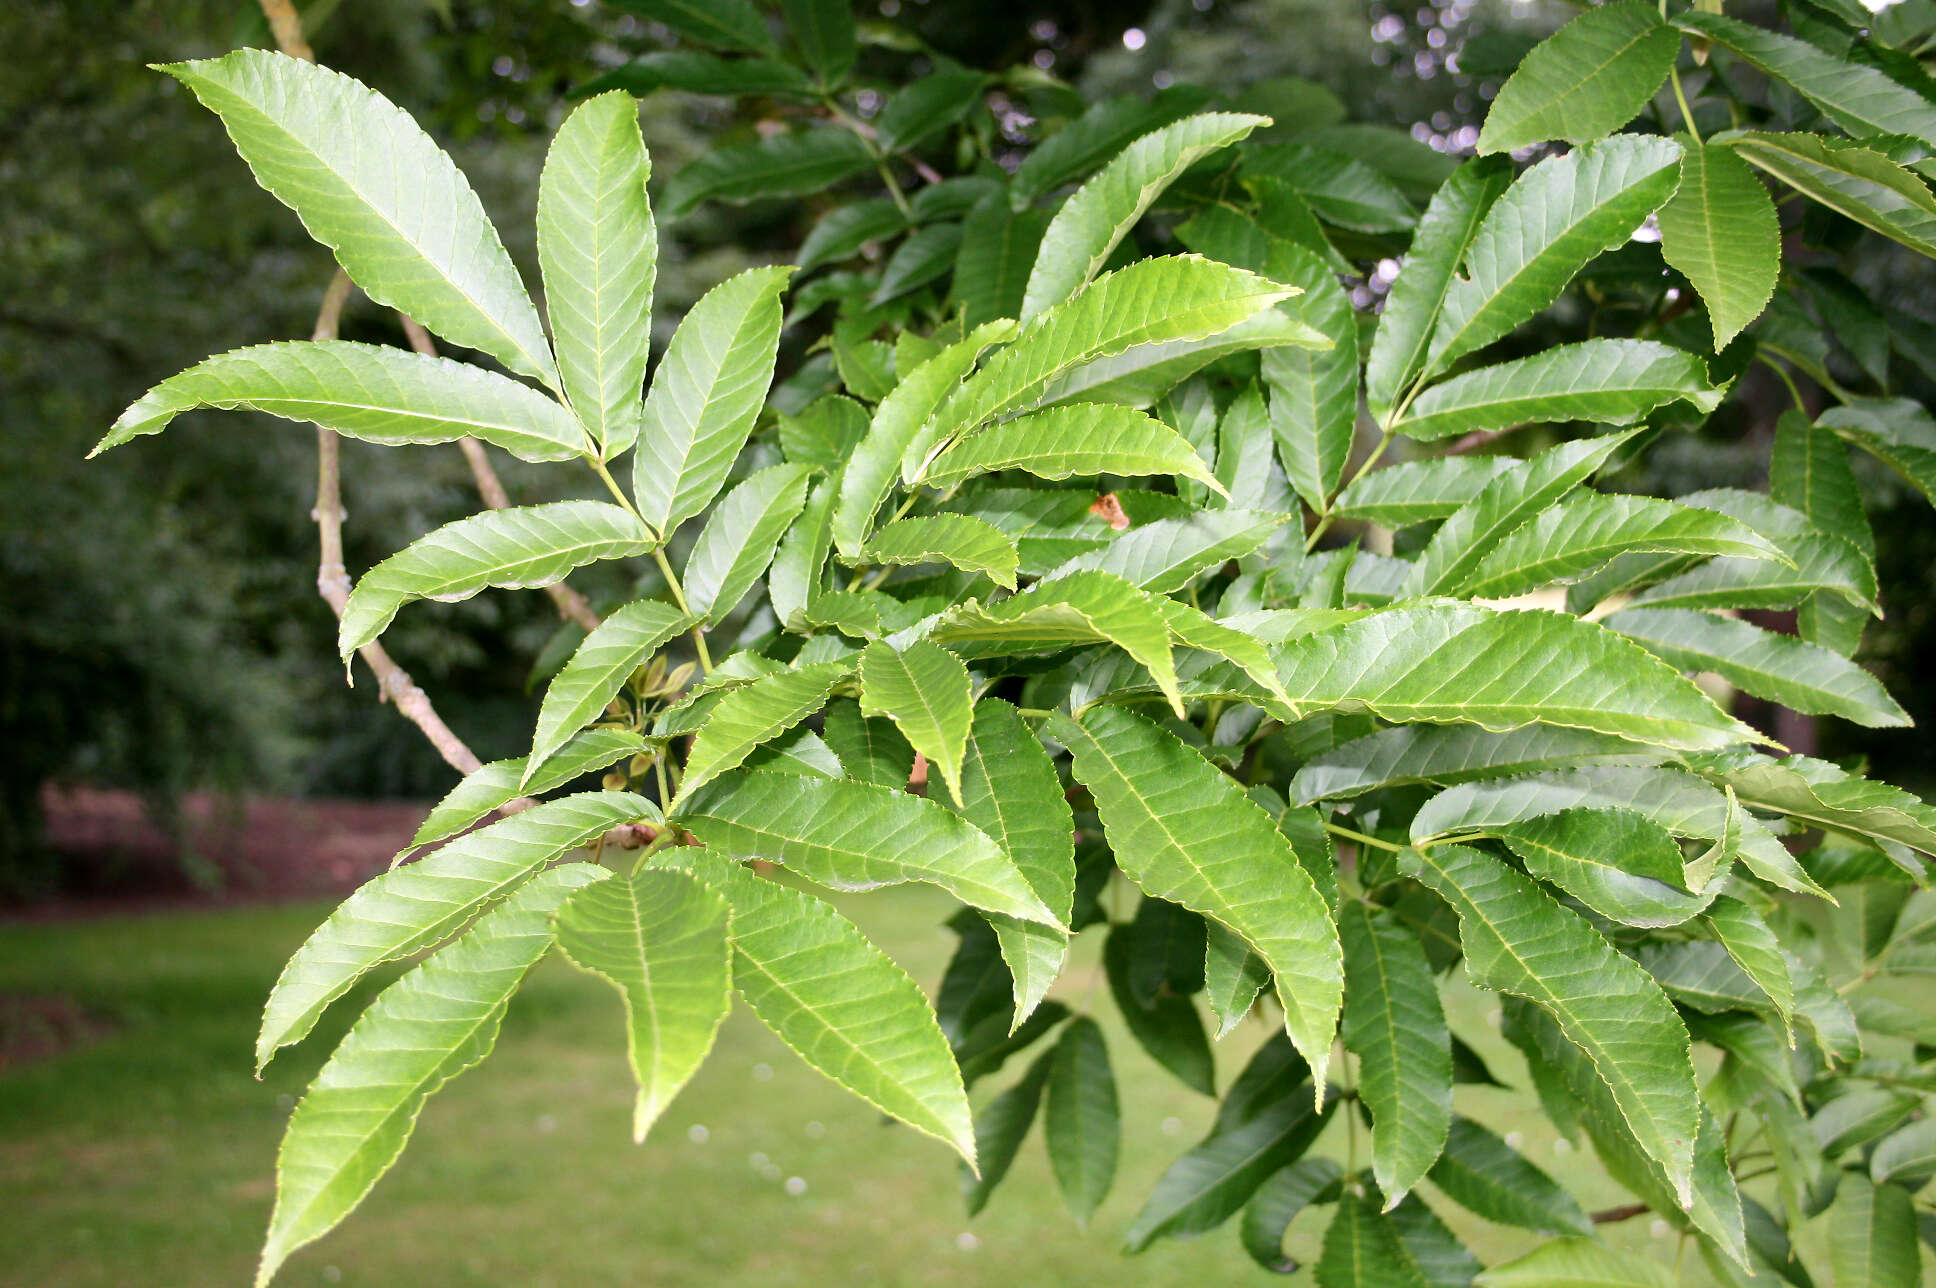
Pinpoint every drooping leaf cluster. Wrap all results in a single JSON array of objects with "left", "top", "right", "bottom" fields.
[{"left": 99, "top": 1, "right": 1936, "bottom": 1282}]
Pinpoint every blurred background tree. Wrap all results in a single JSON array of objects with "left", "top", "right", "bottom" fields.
[{"left": 8, "top": 0, "right": 1931, "bottom": 893}]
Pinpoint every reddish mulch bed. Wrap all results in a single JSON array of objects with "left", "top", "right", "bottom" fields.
[{"left": 14, "top": 785, "right": 432, "bottom": 919}]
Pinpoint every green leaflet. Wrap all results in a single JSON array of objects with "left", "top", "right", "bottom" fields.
[
  {"left": 859, "top": 514, "right": 1020, "bottom": 590},
  {"left": 667, "top": 852, "right": 975, "bottom": 1165},
  {"left": 1702, "top": 896, "right": 1796, "bottom": 1031},
  {"left": 1315, "top": 1192, "right": 1428, "bottom": 1288},
  {"left": 256, "top": 864, "right": 605, "bottom": 1288},
  {"left": 526, "top": 601, "right": 691, "bottom": 781},
  {"left": 1204, "top": 921, "right": 1271, "bottom": 1039},
  {"left": 1602, "top": 607, "right": 1908, "bottom": 727},
  {"left": 923, "top": 402, "right": 1226, "bottom": 495},
  {"left": 1495, "top": 808, "right": 1711, "bottom": 927},
  {"left": 660, "top": 127, "right": 873, "bottom": 217},
  {"left": 1827, "top": 1173, "right": 1920, "bottom": 1288},
  {"left": 632, "top": 265, "right": 791, "bottom": 540},
  {"left": 1403, "top": 844, "right": 1699, "bottom": 1204},
  {"left": 923, "top": 255, "right": 1295, "bottom": 451},
  {"left": 573, "top": 52, "right": 812, "bottom": 100},
  {"left": 962, "top": 1049, "right": 1052, "bottom": 1215},
  {"left": 1332, "top": 457, "right": 1517, "bottom": 527},
  {"left": 1011, "top": 92, "right": 1205, "bottom": 204},
  {"left": 831, "top": 320, "right": 1017, "bottom": 558},
  {"left": 1405, "top": 429, "right": 1640, "bottom": 597},
  {"left": 1246, "top": 142, "right": 1418, "bottom": 233},
  {"left": 955, "top": 196, "right": 1051, "bottom": 328},
  {"left": 1682, "top": 751, "right": 1936, "bottom": 860},
  {"left": 1678, "top": 13, "right": 1936, "bottom": 148},
  {"left": 1262, "top": 240, "right": 1359, "bottom": 512},
  {"left": 1460, "top": 494, "right": 1783, "bottom": 600},
  {"left": 339, "top": 501, "right": 656, "bottom": 658},
  {"left": 1820, "top": 397, "right": 1936, "bottom": 505},
  {"left": 1045, "top": 1016, "right": 1120, "bottom": 1225},
  {"left": 782, "top": 0, "right": 856, "bottom": 87},
  {"left": 254, "top": 791, "right": 657, "bottom": 1071},
  {"left": 1047, "top": 509, "right": 1286, "bottom": 593},
  {"left": 161, "top": 51, "right": 557, "bottom": 388},
  {"left": 1394, "top": 340, "right": 1719, "bottom": 443},
  {"left": 945, "top": 700, "right": 1075, "bottom": 1027},
  {"left": 1473, "top": 1237, "right": 1675, "bottom": 1288},
  {"left": 1728, "top": 132, "right": 1936, "bottom": 259},
  {"left": 1268, "top": 601, "right": 1752, "bottom": 751},
  {"left": 1291, "top": 724, "right": 1653, "bottom": 804},
  {"left": 797, "top": 199, "right": 906, "bottom": 273},
  {"left": 779, "top": 394, "right": 868, "bottom": 471},
  {"left": 1477, "top": 1, "right": 1679, "bottom": 155},
  {"left": 1240, "top": 1157, "right": 1343, "bottom": 1273},
  {"left": 1624, "top": 529, "right": 1878, "bottom": 616},
  {"left": 1365, "top": 157, "right": 1513, "bottom": 422},
  {"left": 926, "top": 570, "right": 1184, "bottom": 716},
  {"left": 673, "top": 770, "right": 1061, "bottom": 926},
  {"left": 608, "top": 0, "right": 777, "bottom": 54},
  {"left": 1772, "top": 410, "right": 1873, "bottom": 556},
  {"left": 1427, "top": 1115, "right": 1591, "bottom": 1235},
  {"left": 536, "top": 92, "right": 656, "bottom": 459},
  {"left": 876, "top": 69, "right": 986, "bottom": 153},
  {"left": 768, "top": 478, "right": 837, "bottom": 629},
  {"left": 682, "top": 462, "right": 811, "bottom": 622},
  {"left": 407, "top": 728, "right": 649, "bottom": 853},
  {"left": 820, "top": 697, "right": 916, "bottom": 787},
  {"left": 1022, "top": 112, "right": 1267, "bottom": 322},
  {"left": 94, "top": 341, "right": 587, "bottom": 462},
  {"left": 1425, "top": 135, "right": 1683, "bottom": 375},
  {"left": 676, "top": 661, "right": 850, "bottom": 799},
  {"left": 553, "top": 869, "right": 731, "bottom": 1141},
  {"left": 858, "top": 639, "right": 973, "bottom": 803},
  {"left": 1055, "top": 706, "right": 1343, "bottom": 1094},
  {"left": 1871, "top": 1118, "right": 1936, "bottom": 1187},
  {"left": 872, "top": 222, "right": 963, "bottom": 304},
  {"left": 1339, "top": 901, "right": 1452, "bottom": 1205},
  {"left": 1386, "top": 1192, "right": 1484, "bottom": 1288},
  {"left": 1214, "top": 386, "right": 1293, "bottom": 513},
  {"left": 1657, "top": 139, "right": 1780, "bottom": 350}
]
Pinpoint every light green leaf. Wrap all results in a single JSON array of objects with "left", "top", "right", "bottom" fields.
[
  {"left": 661, "top": 128, "right": 873, "bottom": 217},
  {"left": 256, "top": 864, "right": 604, "bottom": 1288},
  {"left": 1871, "top": 1118, "right": 1936, "bottom": 1187},
  {"left": 1271, "top": 602, "right": 1751, "bottom": 751},
  {"left": 1292, "top": 724, "right": 1651, "bottom": 804},
  {"left": 1261, "top": 241, "right": 1359, "bottom": 513},
  {"left": 606, "top": 0, "right": 776, "bottom": 54},
  {"left": 674, "top": 771, "right": 1060, "bottom": 925},
  {"left": 1702, "top": 896, "right": 1795, "bottom": 1031},
  {"left": 1405, "top": 429, "right": 1640, "bottom": 597},
  {"left": 1045, "top": 1016, "right": 1119, "bottom": 1225},
  {"left": 537, "top": 91, "right": 656, "bottom": 459},
  {"left": 1340, "top": 901, "right": 1453, "bottom": 1206},
  {"left": 161, "top": 51, "right": 557, "bottom": 387},
  {"left": 922, "top": 255, "right": 1295, "bottom": 455},
  {"left": 1624, "top": 532, "right": 1878, "bottom": 615},
  {"left": 1495, "top": 808, "right": 1709, "bottom": 927},
  {"left": 553, "top": 869, "right": 730, "bottom": 1140},
  {"left": 1395, "top": 340, "right": 1718, "bottom": 443},
  {"left": 781, "top": 0, "right": 856, "bottom": 87},
  {"left": 1048, "top": 509, "right": 1286, "bottom": 594},
  {"left": 1247, "top": 142, "right": 1418, "bottom": 233},
  {"left": 633, "top": 265, "right": 792, "bottom": 540},
  {"left": 677, "top": 662, "right": 850, "bottom": 799},
  {"left": 1034, "top": 309, "right": 1328, "bottom": 414},
  {"left": 923, "top": 402, "right": 1227, "bottom": 494},
  {"left": 1403, "top": 845, "right": 1698, "bottom": 1203},
  {"left": 1315, "top": 1192, "right": 1428, "bottom": 1288},
  {"left": 1426, "top": 136, "right": 1683, "bottom": 375},
  {"left": 407, "top": 728, "right": 648, "bottom": 854},
  {"left": 1205, "top": 921, "right": 1271, "bottom": 1040},
  {"left": 1428, "top": 1115, "right": 1591, "bottom": 1235},
  {"left": 955, "top": 196, "right": 1051, "bottom": 328},
  {"left": 1683, "top": 750, "right": 1936, "bottom": 859},
  {"left": 1332, "top": 457, "right": 1517, "bottom": 527},
  {"left": 821, "top": 699, "right": 915, "bottom": 787},
  {"left": 876, "top": 68, "right": 986, "bottom": 153},
  {"left": 1240, "top": 1157, "right": 1343, "bottom": 1274},
  {"left": 1771, "top": 409, "right": 1873, "bottom": 556},
  {"left": 1011, "top": 94, "right": 1193, "bottom": 204},
  {"left": 573, "top": 51, "right": 810, "bottom": 99},
  {"left": 1728, "top": 132, "right": 1936, "bottom": 258},
  {"left": 1214, "top": 385, "right": 1294, "bottom": 513},
  {"left": 1658, "top": 140, "right": 1780, "bottom": 350},
  {"left": 946, "top": 700, "right": 1075, "bottom": 1027},
  {"left": 769, "top": 478, "right": 837, "bottom": 629},
  {"left": 1477, "top": 1, "right": 1679, "bottom": 155},
  {"left": 1820, "top": 397, "right": 1936, "bottom": 505},
  {"left": 860, "top": 515, "right": 1020, "bottom": 590},
  {"left": 962, "top": 1049, "right": 1052, "bottom": 1214},
  {"left": 1022, "top": 112, "right": 1267, "bottom": 322},
  {"left": 858, "top": 640, "right": 973, "bottom": 803},
  {"left": 1828, "top": 1172, "right": 1920, "bottom": 1288},
  {"left": 1601, "top": 607, "right": 1908, "bottom": 727},
  {"left": 667, "top": 851, "right": 974, "bottom": 1164},
  {"left": 1055, "top": 706, "right": 1343, "bottom": 1093},
  {"left": 683, "top": 463, "right": 811, "bottom": 622},
  {"left": 1679, "top": 12, "right": 1936, "bottom": 147},
  {"left": 527, "top": 600, "right": 692, "bottom": 781},
  {"left": 831, "top": 320, "right": 1017, "bottom": 558},
  {"left": 1365, "top": 157, "right": 1514, "bottom": 422},
  {"left": 1461, "top": 493, "right": 1783, "bottom": 600},
  {"left": 95, "top": 342, "right": 587, "bottom": 462},
  {"left": 256, "top": 792, "right": 655, "bottom": 1071},
  {"left": 1473, "top": 1237, "right": 1674, "bottom": 1288},
  {"left": 339, "top": 501, "right": 656, "bottom": 658}
]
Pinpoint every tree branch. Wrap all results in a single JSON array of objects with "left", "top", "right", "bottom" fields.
[
  {"left": 1590, "top": 1203, "right": 1652, "bottom": 1225},
  {"left": 256, "top": 0, "right": 315, "bottom": 62},
  {"left": 396, "top": 315, "right": 604, "bottom": 635}
]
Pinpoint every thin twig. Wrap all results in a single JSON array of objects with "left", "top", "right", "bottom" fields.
[
  {"left": 396, "top": 315, "right": 603, "bottom": 633},
  {"left": 257, "top": 0, "right": 314, "bottom": 61},
  {"left": 1590, "top": 1203, "right": 1651, "bottom": 1225}
]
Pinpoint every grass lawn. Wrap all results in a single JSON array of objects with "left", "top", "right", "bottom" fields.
[{"left": 3, "top": 879, "right": 1735, "bottom": 1287}]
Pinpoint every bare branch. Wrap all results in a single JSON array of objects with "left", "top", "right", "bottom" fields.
[{"left": 256, "top": 0, "right": 315, "bottom": 61}]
